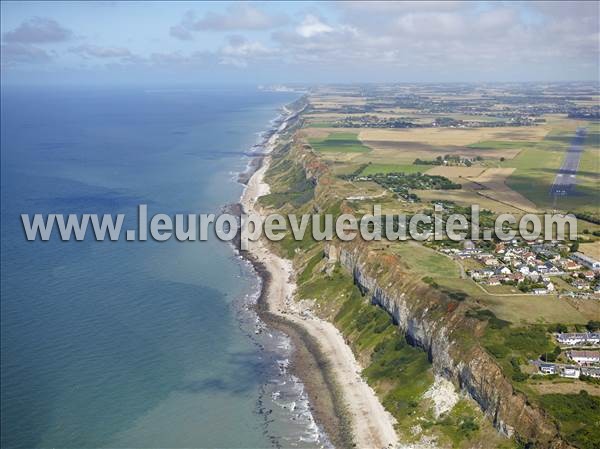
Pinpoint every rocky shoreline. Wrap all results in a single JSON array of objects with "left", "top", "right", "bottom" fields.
[{"left": 225, "top": 202, "right": 352, "bottom": 448}]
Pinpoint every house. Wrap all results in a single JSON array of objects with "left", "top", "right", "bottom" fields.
[
  {"left": 539, "top": 363, "right": 557, "bottom": 375},
  {"left": 572, "top": 279, "right": 590, "bottom": 290},
  {"left": 487, "top": 277, "right": 501, "bottom": 286},
  {"left": 470, "top": 269, "right": 495, "bottom": 280},
  {"left": 568, "top": 350, "right": 600, "bottom": 364},
  {"left": 571, "top": 252, "right": 600, "bottom": 270},
  {"left": 547, "top": 265, "right": 563, "bottom": 275},
  {"left": 498, "top": 266, "right": 512, "bottom": 275},
  {"left": 470, "top": 271, "right": 483, "bottom": 280},
  {"left": 484, "top": 258, "right": 500, "bottom": 267},
  {"left": 545, "top": 282, "right": 555, "bottom": 292},
  {"left": 583, "top": 271, "right": 596, "bottom": 280},
  {"left": 563, "top": 260, "right": 582, "bottom": 271},
  {"left": 557, "top": 332, "right": 600, "bottom": 346},
  {"left": 511, "top": 273, "right": 525, "bottom": 283},
  {"left": 582, "top": 367, "right": 600, "bottom": 378},
  {"left": 561, "top": 366, "right": 581, "bottom": 379}
]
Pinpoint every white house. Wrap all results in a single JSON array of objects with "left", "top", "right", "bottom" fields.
[
  {"left": 539, "top": 363, "right": 557, "bottom": 375},
  {"left": 498, "top": 266, "right": 512, "bottom": 275},
  {"left": 561, "top": 366, "right": 581, "bottom": 379},
  {"left": 557, "top": 333, "right": 600, "bottom": 346}
]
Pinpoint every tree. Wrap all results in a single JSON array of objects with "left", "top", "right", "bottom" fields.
[
  {"left": 554, "top": 345, "right": 562, "bottom": 355},
  {"left": 548, "top": 323, "right": 568, "bottom": 333},
  {"left": 541, "top": 352, "right": 557, "bottom": 362},
  {"left": 570, "top": 242, "right": 579, "bottom": 252},
  {"left": 586, "top": 320, "right": 600, "bottom": 332}
]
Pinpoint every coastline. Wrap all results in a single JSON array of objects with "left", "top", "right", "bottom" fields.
[{"left": 238, "top": 106, "right": 399, "bottom": 448}]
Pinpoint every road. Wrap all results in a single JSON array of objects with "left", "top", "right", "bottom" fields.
[{"left": 550, "top": 127, "right": 587, "bottom": 196}]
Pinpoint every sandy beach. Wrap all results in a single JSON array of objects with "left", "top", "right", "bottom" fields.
[{"left": 240, "top": 125, "right": 399, "bottom": 448}]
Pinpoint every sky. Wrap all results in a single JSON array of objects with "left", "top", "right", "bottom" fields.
[{"left": 1, "top": 1, "right": 599, "bottom": 86}]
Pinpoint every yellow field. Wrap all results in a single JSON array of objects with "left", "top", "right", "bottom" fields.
[
  {"left": 579, "top": 241, "right": 600, "bottom": 260},
  {"left": 359, "top": 126, "right": 549, "bottom": 147}
]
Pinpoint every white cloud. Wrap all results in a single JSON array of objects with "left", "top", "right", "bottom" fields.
[
  {"left": 219, "top": 35, "right": 275, "bottom": 67},
  {"left": 296, "top": 15, "right": 333, "bottom": 38}
]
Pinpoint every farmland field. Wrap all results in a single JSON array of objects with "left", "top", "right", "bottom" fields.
[
  {"left": 359, "top": 126, "right": 549, "bottom": 148},
  {"left": 308, "top": 131, "right": 371, "bottom": 153},
  {"left": 361, "top": 163, "right": 424, "bottom": 175},
  {"left": 470, "top": 168, "right": 539, "bottom": 212},
  {"left": 425, "top": 166, "right": 486, "bottom": 178}
]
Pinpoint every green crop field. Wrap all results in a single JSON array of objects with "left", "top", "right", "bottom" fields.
[
  {"left": 308, "top": 132, "right": 371, "bottom": 153},
  {"left": 393, "top": 242, "right": 460, "bottom": 280}
]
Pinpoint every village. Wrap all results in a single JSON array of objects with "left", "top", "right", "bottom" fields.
[
  {"left": 328, "top": 113, "right": 543, "bottom": 129},
  {"left": 531, "top": 331, "right": 600, "bottom": 380},
  {"left": 437, "top": 238, "right": 600, "bottom": 297}
]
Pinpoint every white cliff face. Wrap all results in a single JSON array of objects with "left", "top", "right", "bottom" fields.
[
  {"left": 423, "top": 376, "right": 460, "bottom": 419},
  {"left": 328, "top": 244, "right": 568, "bottom": 448}
]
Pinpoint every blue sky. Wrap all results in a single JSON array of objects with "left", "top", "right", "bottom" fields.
[{"left": 1, "top": 1, "right": 598, "bottom": 85}]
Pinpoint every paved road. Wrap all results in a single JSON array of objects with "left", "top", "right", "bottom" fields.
[{"left": 550, "top": 127, "right": 587, "bottom": 196}]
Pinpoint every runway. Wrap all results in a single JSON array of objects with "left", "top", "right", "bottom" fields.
[{"left": 549, "top": 127, "right": 587, "bottom": 196}]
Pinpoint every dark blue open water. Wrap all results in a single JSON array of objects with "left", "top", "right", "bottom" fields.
[{"left": 1, "top": 87, "right": 324, "bottom": 448}]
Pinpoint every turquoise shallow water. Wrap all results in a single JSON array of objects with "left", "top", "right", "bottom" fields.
[{"left": 0, "top": 86, "right": 322, "bottom": 448}]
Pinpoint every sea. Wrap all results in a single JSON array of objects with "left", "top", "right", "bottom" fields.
[{"left": 0, "top": 86, "right": 329, "bottom": 449}]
